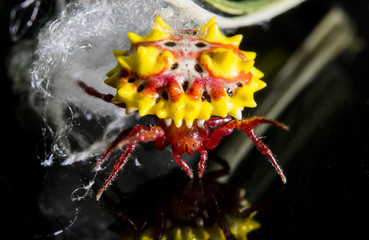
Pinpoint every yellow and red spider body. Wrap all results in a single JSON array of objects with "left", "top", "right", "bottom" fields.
[{"left": 78, "top": 16, "right": 287, "bottom": 200}]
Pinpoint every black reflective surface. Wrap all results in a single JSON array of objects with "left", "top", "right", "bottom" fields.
[{"left": 2, "top": 0, "right": 369, "bottom": 239}]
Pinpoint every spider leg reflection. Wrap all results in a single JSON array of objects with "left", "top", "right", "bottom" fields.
[{"left": 96, "top": 155, "right": 260, "bottom": 240}]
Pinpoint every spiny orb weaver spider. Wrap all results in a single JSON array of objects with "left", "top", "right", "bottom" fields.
[{"left": 78, "top": 16, "right": 288, "bottom": 200}]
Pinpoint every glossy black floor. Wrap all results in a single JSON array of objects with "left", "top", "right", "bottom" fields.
[{"left": 1, "top": 0, "right": 368, "bottom": 239}]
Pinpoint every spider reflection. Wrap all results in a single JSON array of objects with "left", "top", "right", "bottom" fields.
[{"left": 96, "top": 155, "right": 260, "bottom": 240}]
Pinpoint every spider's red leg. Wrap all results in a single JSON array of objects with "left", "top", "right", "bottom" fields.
[
  {"left": 94, "top": 127, "right": 134, "bottom": 171},
  {"left": 228, "top": 117, "right": 288, "bottom": 130},
  {"left": 154, "top": 129, "right": 168, "bottom": 151},
  {"left": 95, "top": 126, "right": 165, "bottom": 170},
  {"left": 207, "top": 116, "right": 232, "bottom": 127},
  {"left": 206, "top": 117, "right": 287, "bottom": 150},
  {"left": 120, "top": 126, "right": 165, "bottom": 148},
  {"left": 205, "top": 125, "right": 234, "bottom": 150},
  {"left": 77, "top": 81, "right": 125, "bottom": 108},
  {"left": 96, "top": 126, "right": 165, "bottom": 200},
  {"left": 172, "top": 148, "right": 194, "bottom": 178},
  {"left": 206, "top": 117, "right": 287, "bottom": 183},
  {"left": 198, "top": 147, "right": 208, "bottom": 178},
  {"left": 227, "top": 117, "right": 288, "bottom": 183},
  {"left": 244, "top": 127, "right": 287, "bottom": 183}
]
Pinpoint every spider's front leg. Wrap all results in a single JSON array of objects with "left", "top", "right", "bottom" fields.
[
  {"left": 77, "top": 81, "right": 125, "bottom": 108},
  {"left": 96, "top": 125, "right": 166, "bottom": 200},
  {"left": 206, "top": 117, "right": 288, "bottom": 183}
]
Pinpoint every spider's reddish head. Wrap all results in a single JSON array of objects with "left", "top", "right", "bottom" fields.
[{"left": 158, "top": 119, "right": 210, "bottom": 155}]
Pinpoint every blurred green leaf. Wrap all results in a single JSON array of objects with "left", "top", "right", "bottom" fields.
[{"left": 203, "top": 0, "right": 277, "bottom": 15}]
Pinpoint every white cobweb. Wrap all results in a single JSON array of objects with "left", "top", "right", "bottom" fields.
[
  {"left": 8, "top": 0, "right": 201, "bottom": 167},
  {"left": 7, "top": 2, "right": 203, "bottom": 238}
]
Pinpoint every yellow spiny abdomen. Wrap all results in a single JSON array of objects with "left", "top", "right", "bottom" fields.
[{"left": 105, "top": 16, "right": 266, "bottom": 127}]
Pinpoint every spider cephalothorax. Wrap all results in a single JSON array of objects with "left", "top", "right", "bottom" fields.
[{"left": 78, "top": 16, "right": 287, "bottom": 200}]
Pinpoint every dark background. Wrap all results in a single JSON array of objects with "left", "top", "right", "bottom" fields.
[{"left": 1, "top": 0, "right": 369, "bottom": 239}]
